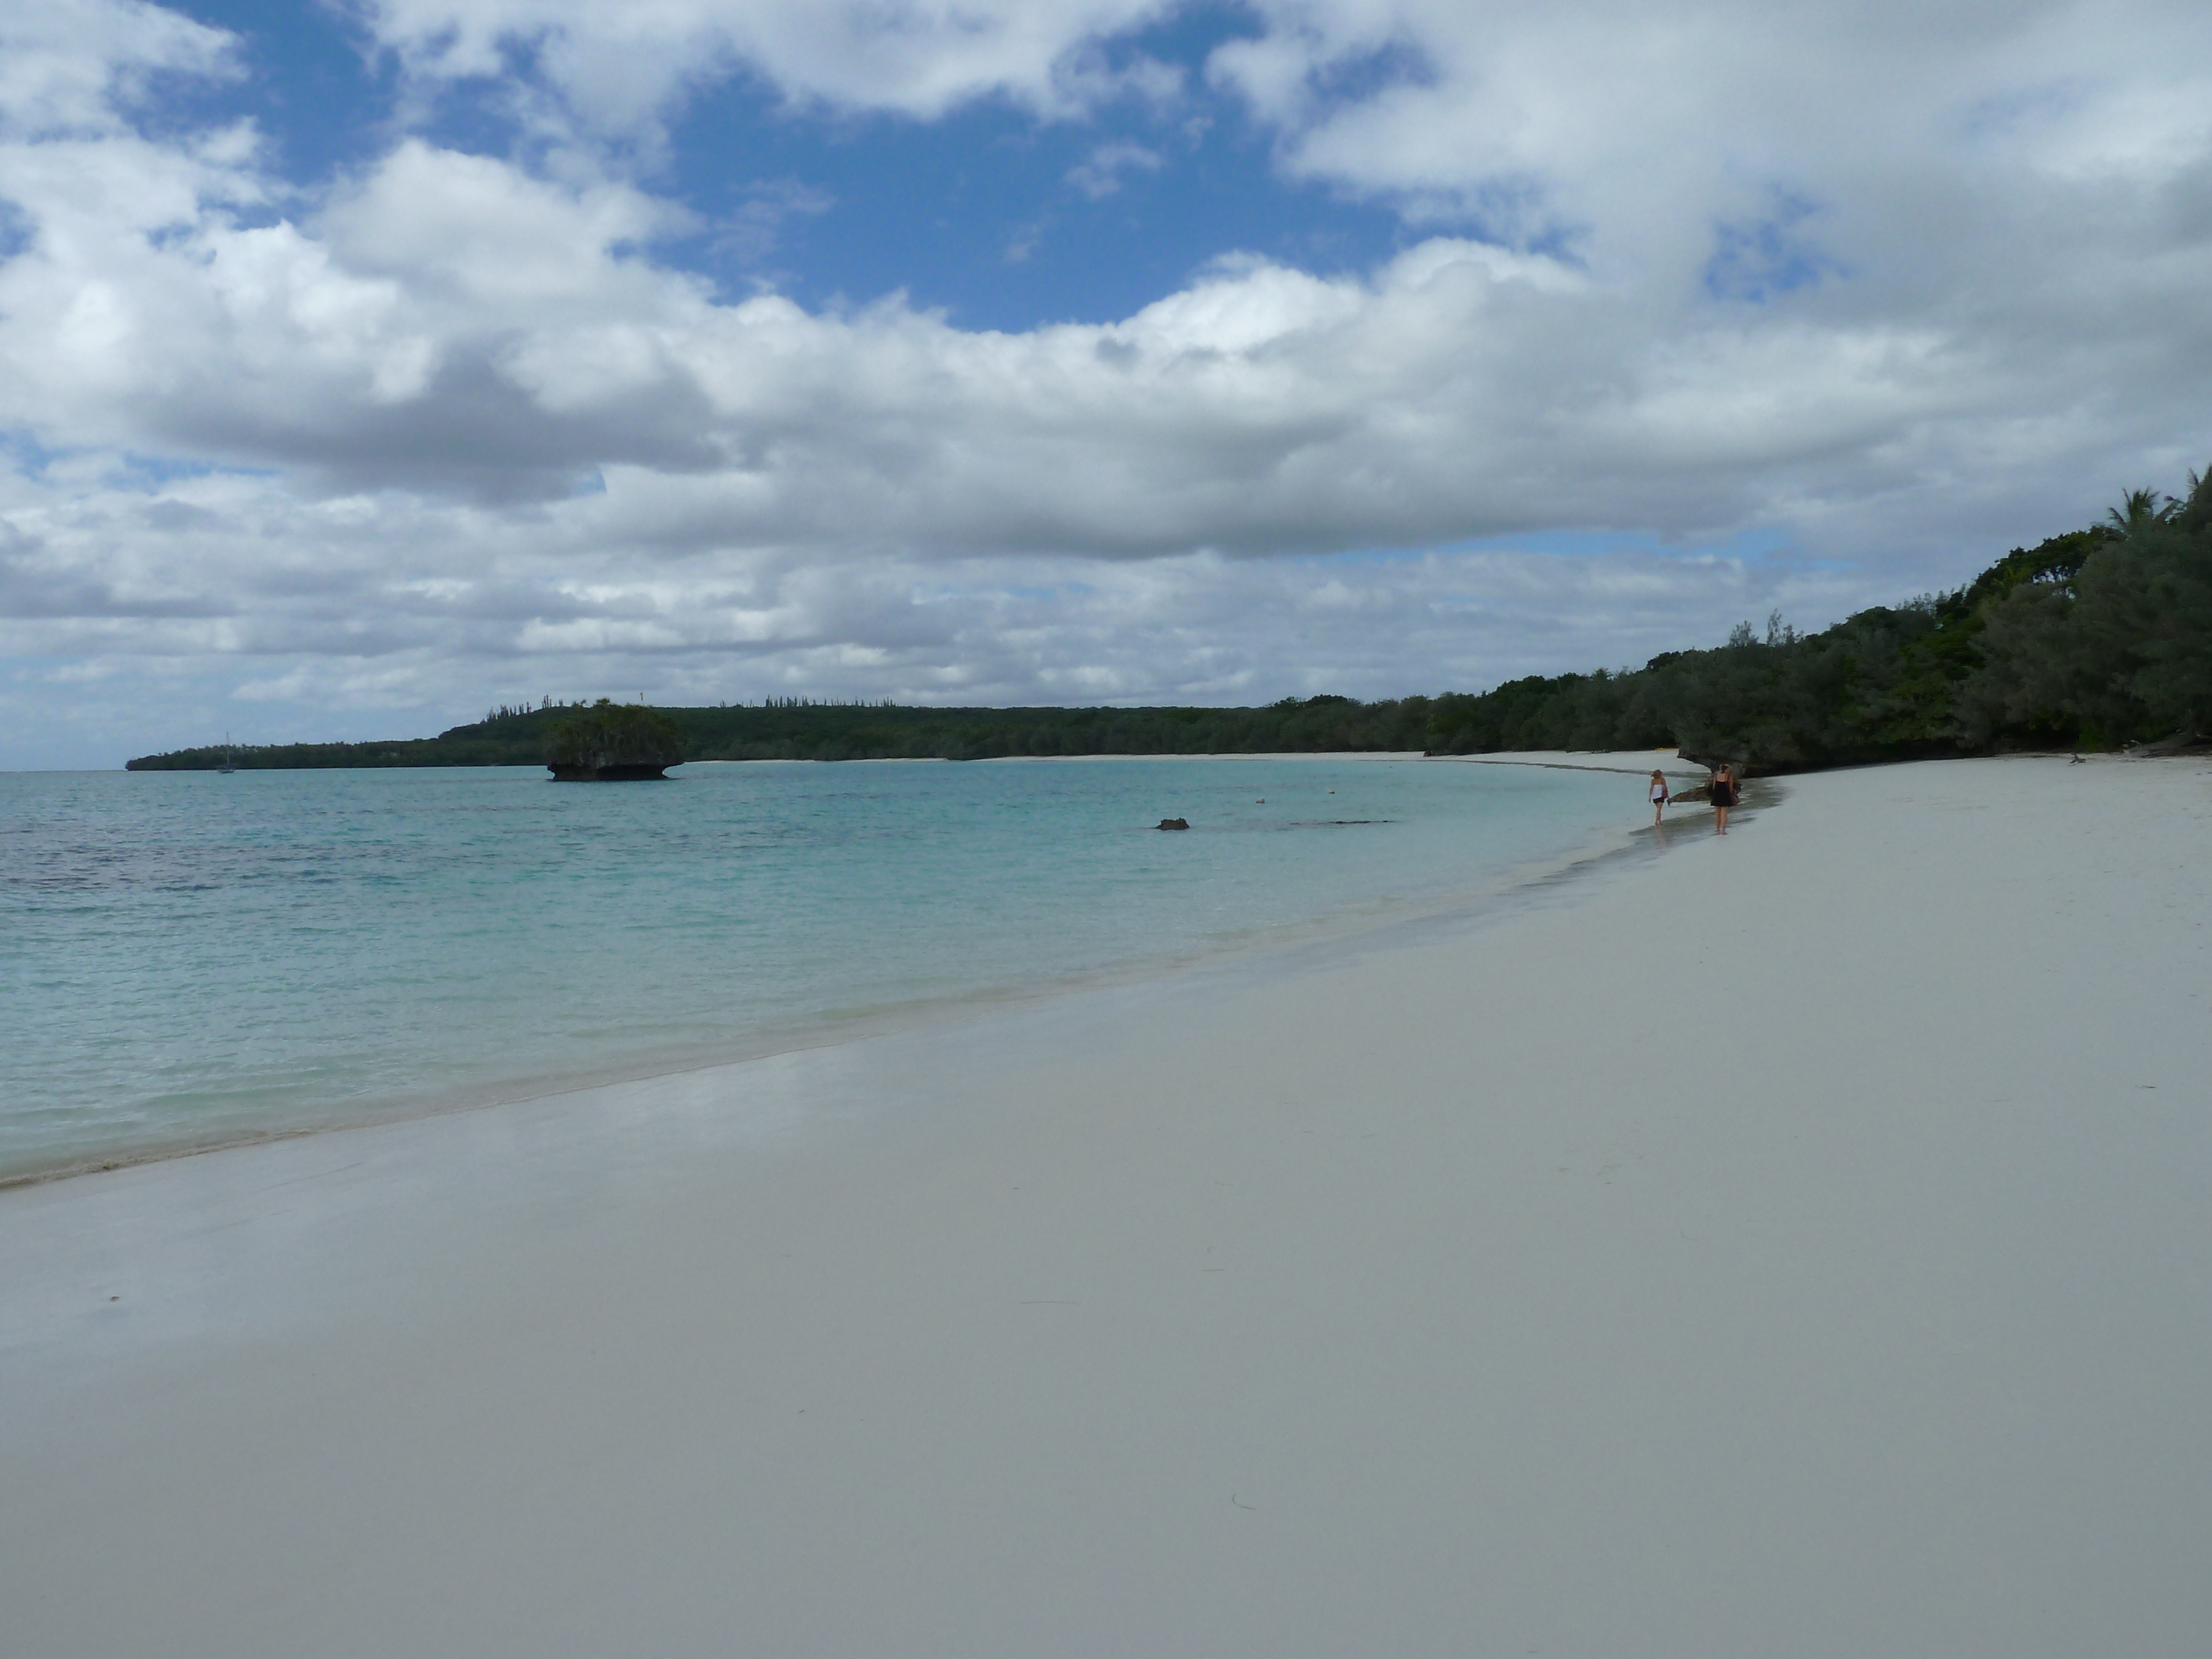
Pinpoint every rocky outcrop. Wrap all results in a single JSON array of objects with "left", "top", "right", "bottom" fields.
[
  {"left": 1156, "top": 817, "right": 1190, "bottom": 831},
  {"left": 546, "top": 702, "right": 685, "bottom": 781},
  {"left": 548, "top": 761, "right": 676, "bottom": 781}
]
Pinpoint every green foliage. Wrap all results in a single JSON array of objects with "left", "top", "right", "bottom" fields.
[
  {"left": 546, "top": 700, "right": 686, "bottom": 772},
  {"left": 122, "top": 735, "right": 540, "bottom": 771},
  {"left": 1423, "top": 469, "right": 2209, "bottom": 768},
  {"left": 644, "top": 696, "right": 1439, "bottom": 761},
  {"left": 128, "top": 695, "right": 1440, "bottom": 769},
  {"left": 1961, "top": 469, "right": 2212, "bottom": 746}
]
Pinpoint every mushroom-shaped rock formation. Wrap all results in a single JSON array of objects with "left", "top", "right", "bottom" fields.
[{"left": 546, "top": 701, "right": 686, "bottom": 781}]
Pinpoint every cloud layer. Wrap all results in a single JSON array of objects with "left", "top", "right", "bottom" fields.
[{"left": 3, "top": 0, "right": 2210, "bottom": 766}]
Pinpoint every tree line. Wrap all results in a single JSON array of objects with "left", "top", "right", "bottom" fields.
[
  {"left": 1425, "top": 467, "right": 2209, "bottom": 768},
  {"left": 127, "top": 468, "right": 2208, "bottom": 774},
  {"left": 130, "top": 694, "right": 1437, "bottom": 769}
]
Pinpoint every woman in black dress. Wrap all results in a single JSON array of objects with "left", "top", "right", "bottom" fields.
[{"left": 1709, "top": 764, "right": 1737, "bottom": 833}]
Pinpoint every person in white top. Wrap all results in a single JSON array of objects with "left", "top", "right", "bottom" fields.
[{"left": 1647, "top": 769, "right": 1670, "bottom": 827}]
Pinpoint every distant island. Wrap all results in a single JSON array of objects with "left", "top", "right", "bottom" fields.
[{"left": 128, "top": 472, "right": 2207, "bottom": 776}]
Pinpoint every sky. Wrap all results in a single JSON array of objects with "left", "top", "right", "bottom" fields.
[{"left": 2, "top": 0, "right": 2209, "bottom": 768}]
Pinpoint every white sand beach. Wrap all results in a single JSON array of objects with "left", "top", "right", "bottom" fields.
[{"left": 3, "top": 754, "right": 2208, "bottom": 1658}]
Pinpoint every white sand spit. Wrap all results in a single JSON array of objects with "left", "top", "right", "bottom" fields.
[{"left": 3, "top": 756, "right": 2208, "bottom": 1657}]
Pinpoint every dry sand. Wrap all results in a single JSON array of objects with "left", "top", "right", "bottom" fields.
[{"left": 3, "top": 755, "right": 2208, "bottom": 1657}]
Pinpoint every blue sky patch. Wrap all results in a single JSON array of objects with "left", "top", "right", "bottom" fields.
[
  {"left": 1703, "top": 190, "right": 1844, "bottom": 303},
  {"left": 149, "top": 0, "right": 1414, "bottom": 330}
]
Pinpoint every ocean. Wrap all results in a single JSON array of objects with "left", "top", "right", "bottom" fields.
[{"left": 2, "top": 755, "right": 1648, "bottom": 1183}]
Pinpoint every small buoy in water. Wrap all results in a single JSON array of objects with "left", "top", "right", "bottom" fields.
[{"left": 1256, "top": 797, "right": 1265, "bottom": 804}]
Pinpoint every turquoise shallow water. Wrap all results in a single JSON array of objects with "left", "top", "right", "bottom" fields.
[{"left": 2, "top": 757, "right": 1642, "bottom": 1181}]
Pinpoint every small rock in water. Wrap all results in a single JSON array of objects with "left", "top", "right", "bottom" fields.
[{"left": 1156, "top": 817, "right": 1190, "bottom": 831}]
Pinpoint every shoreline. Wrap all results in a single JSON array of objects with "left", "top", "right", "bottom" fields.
[
  {"left": 7, "top": 754, "right": 2206, "bottom": 1656},
  {"left": 1, "top": 752, "right": 1688, "bottom": 1194}
]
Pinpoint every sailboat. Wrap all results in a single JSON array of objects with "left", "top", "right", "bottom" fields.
[{"left": 218, "top": 733, "right": 237, "bottom": 775}]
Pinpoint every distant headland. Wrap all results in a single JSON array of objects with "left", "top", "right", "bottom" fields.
[
  {"left": 125, "top": 695, "right": 1436, "bottom": 771},
  {"left": 127, "top": 471, "right": 2208, "bottom": 776}
]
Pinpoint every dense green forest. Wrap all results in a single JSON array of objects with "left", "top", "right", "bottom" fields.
[
  {"left": 1427, "top": 467, "right": 2210, "bottom": 766},
  {"left": 129, "top": 693, "right": 1437, "bottom": 769},
  {"left": 128, "top": 468, "right": 2209, "bottom": 775}
]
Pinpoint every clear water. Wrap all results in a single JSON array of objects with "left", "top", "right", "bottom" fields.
[{"left": 2, "top": 757, "right": 1645, "bottom": 1181}]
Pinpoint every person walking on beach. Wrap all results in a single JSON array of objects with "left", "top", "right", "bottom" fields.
[
  {"left": 1709, "top": 763, "right": 1738, "bottom": 833},
  {"left": 1648, "top": 769, "right": 1670, "bottom": 827}
]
